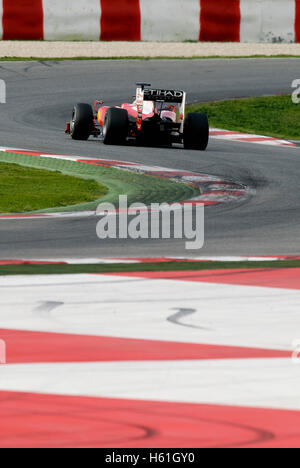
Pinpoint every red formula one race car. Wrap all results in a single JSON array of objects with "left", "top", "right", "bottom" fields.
[{"left": 65, "top": 83, "right": 209, "bottom": 150}]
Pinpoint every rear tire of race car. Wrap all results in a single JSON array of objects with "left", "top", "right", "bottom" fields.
[
  {"left": 103, "top": 108, "right": 129, "bottom": 145},
  {"left": 70, "top": 103, "right": 94, "bottom": 141},
  {"left": 183, "top": 113, "right": 209, "bottom": 151}
]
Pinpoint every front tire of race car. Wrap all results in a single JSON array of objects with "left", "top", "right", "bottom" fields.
[
  {"left": 103, "top": 108, "right": 129, "bottom": 145},
  {"left": 183, "top": 113, "right": 209, "bottom": 151},
  {"left": 70, "top": 103, "right": 94, "bottom": 141}
]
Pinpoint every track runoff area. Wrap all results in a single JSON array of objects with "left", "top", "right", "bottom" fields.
[{"left": 0, "top": 56, "right": 300, "bottom": 450}]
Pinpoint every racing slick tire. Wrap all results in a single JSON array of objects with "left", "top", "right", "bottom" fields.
[
  {"left": 70, "top": 103, "right": 94, "bottom": 140},
  {"left": 183, "top": 113, "right": 209, "bottom": 151},
  {"left": 103, "top": 108, "right": 129, "bottom": 145}
]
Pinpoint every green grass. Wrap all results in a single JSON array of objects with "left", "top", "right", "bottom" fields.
[
  {"left": 0, "top": 55, "right": 300, "bottom": 62},
  {"left": 0, "top": 259, "right": 299, "bottom": 276},
  {"left": 188, "top": 94, "right": 300, "bottom": 140},
  {"left": 0, "top": 153, "right": 199, "bottom": 214},
  {"left": 0, "top": 162, "right": 107, "bottom": 212}
]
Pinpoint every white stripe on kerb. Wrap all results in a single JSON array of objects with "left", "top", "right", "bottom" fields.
[
  {"left": 140, "top": 0, "right": 200, "bottom": 41},
  {"left": 43, "top": 0, "right": 101, "bottom": 41},
  {"left": 0, "top": 359, "right": 298, "bottom": 410},
  {"left": 240, "top": 0, "right": 295, "bottom": 43}
]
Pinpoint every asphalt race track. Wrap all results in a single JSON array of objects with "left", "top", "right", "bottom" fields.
[{"left": 0, "top": 58, "right": 299, "bottom": 258}]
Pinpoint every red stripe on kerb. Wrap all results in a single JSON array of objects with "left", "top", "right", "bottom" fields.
[
  {"left": 2, "top": 392, "right": 300, "bottom": 448},
  {"left": 295, "top": 0, "right": 300, "bottom": 42},
  {"left": 200, "top": 0, "right": 241, "bottom": 42},
  {"left": 100, "top": 0, "right": 141, "bottom": 41},
  {"left": 105, "top": 268, "right": 300, "bottom": 290},
  {"left": 6, "top": 150, "right": 41, "bottom": 156},
  {"left": 77, "top": 159, "right": 136, "bottom": 166},
  {"left": 0, "top": 328, "right": 290, "bottom": 364},
  {"left": 2, "top": 0, "right": 43, "bottom": 40}
]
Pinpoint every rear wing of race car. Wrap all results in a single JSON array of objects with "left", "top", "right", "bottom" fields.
[
  {"left": 143, "top": 88, "right": 185, "bottom": 104},
  {"left": 135, "top": 83, "right": 186, "bottom": 131}
]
